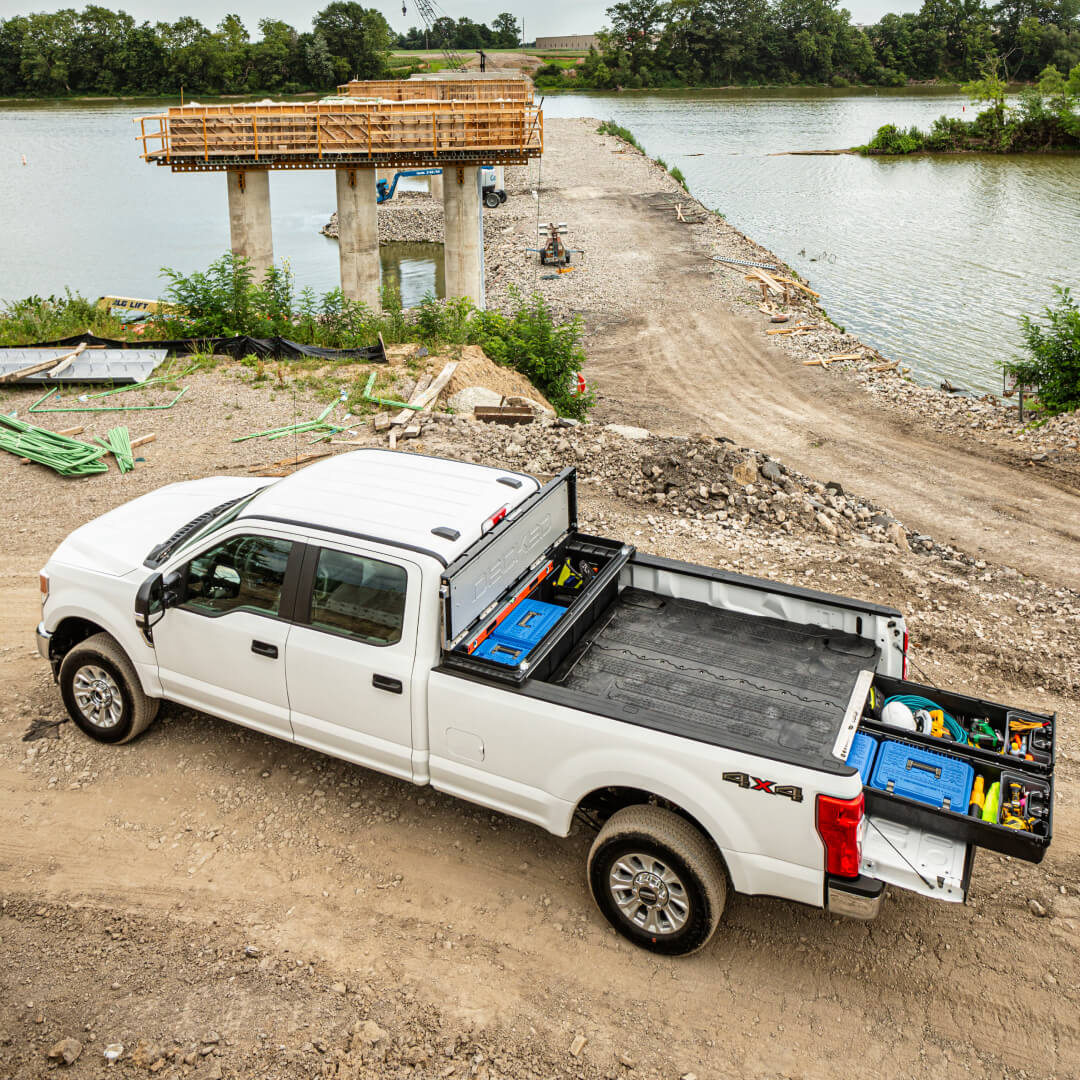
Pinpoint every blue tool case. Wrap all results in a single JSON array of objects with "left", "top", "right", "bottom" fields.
[
  {"left": 869, "top": 739, "right": 974, "bottom": 812},
  {"left": 493, "top": 599, "right": 564, "bottom": 647},
  {"left": 472, "top": 637, "right": 530, "bottom": 667},
  {"left": 846, "top": 732, "right": 878, "bottom": 785}
]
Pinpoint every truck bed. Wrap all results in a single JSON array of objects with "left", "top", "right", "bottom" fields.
[{"left": 553, "top": 587, "right": 879, "bottom": 774}]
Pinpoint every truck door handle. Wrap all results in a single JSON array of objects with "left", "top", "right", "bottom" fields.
[
  {"left": 372, "top": 674, "right": 402, "bottom": 694},
  {"left": 251, "top": 640, "right": 278, "bottom": 659}
]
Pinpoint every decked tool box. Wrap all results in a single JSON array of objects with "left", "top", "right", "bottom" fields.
[{"left": 869, "top": 740, "right": 974, "bottom": 812}]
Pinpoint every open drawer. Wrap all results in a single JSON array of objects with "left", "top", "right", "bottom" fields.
[{"left": 853, "top": 676, "right": 1055, "bottom": 871}]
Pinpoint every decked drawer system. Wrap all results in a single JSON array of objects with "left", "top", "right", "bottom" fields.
[{"left": 853, "top": 675, "right": 1055, "bottom": 902}]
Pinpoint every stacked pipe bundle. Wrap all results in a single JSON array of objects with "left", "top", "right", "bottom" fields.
[
  {"left": 97, "top": 426, "right": 135, "bottom": 472},
  {"left": 0, "top": 413, "right": 108, "bottom": 476}
]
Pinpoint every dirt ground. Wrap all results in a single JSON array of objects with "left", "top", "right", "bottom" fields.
[{"left": 2, "top": 122, "right": 1079, "bottom": 1080}]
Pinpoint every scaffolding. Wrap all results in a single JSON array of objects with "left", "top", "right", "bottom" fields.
[
  {"left": 135, "top": 98, "right": 543, "bottom": 172},
  {"left": 336, "top": 77, "right": 533, "bottom": 102}
]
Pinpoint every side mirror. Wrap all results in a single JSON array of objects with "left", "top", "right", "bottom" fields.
[{"left": 135, "top": 573, "right": 165, "bottom": 644}]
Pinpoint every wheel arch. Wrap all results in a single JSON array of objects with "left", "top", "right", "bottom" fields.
[
  {"left": 574, "top": 785, "right": 728, "bottom": 877},
  {"left": 48, "top": 615, "right": 109, "bottom": 667}
]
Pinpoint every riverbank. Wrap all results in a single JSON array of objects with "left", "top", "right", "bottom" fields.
[{"left": 378, "top": 116, "right": 1080, "bottom": 586}]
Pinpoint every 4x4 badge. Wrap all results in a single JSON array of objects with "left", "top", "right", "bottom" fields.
[{"left": 722, "top": 772, "right": 803, "bottom": 802}]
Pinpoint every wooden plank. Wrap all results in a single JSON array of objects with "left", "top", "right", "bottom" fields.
[
  {"left": 46, "top": 342, "right": 87, "bottom": 378},
  {"left": 826, "top": 352, "right": 864, "bottom": 362},
  {"left": 773, "top": 276, "right": 822, "bottom": 299},
  {"left": 747, "top": 268, "right": 784, "bottom": 296},
  {"left": 130, "top": 433, "right": 157, "bottom": 448}
]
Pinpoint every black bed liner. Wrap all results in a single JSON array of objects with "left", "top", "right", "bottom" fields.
[{"left": 549, "top": 587, "right": 879, "bottom": 774}]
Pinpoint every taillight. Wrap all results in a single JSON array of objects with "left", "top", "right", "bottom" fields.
[
  {"left": 482, "top": 506, "right": 508, "bottom": 534},
  {"left": 902, "top": 629, "right": 910, "bottom": 679},
  {"left": 816, "top": 792, "right": 864, "bottom": 878},
  {"left": 39, "top": 570, "right": 49, "bottom": 607}
]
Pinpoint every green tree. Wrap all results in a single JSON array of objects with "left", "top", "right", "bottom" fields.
[
  {"left": 1004, "top": 287, "right": 1080, "bottom": 415},
  {"left": 491, "top": 12, "right": 520, "bottom": 47},
  {"left": 313, "top": 1, "right": 391, "bottom": 80}
]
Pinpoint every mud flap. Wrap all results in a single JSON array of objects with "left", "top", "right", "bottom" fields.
[{"left": 861, "top": 815, "right": 972, "bottom": 903}]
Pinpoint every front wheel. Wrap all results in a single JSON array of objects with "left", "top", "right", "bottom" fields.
[
  {"left": 59, "top": 633, "right": 159, "bottom": 744},
  {"left": 483, "top": 190, "right": 501, "bottom": 209},
  {"left": 587, "top": 805, "right": 727, "bottom": 956}
]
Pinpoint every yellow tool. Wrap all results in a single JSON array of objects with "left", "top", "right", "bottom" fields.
[
  {"left": 969, "top": 775, "right": 985, "bottom": 815},
  {"left": 981, "top": 781, "right": 1000, "bottom": 824}
]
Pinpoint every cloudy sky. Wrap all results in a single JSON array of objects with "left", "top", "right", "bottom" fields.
[{"left": 0, "top": 0, "right": 925, "bottom": 36}]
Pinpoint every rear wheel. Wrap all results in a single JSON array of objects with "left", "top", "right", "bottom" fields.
[
  {"left": 587, "top": 805, "right": 727, "bottom": 956},
  {"left": 59, "top": 633, "right": 159, "bottom": 745},
  {"left": 483, "top": 190, "right": 501, "bottom": 209}
]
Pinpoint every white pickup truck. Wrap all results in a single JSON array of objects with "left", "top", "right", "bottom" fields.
[{"left": 36, "top": 450, "right": 1056, "bottom": 954}]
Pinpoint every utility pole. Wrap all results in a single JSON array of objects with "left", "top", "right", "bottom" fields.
[{"left": 520, "top": 16, "right": 524, "bottom": 47}]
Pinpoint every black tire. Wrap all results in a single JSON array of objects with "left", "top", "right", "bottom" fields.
[
  {"left": 497, "top": 190, "right": 508, "bottom": 204},
  {"left": 59, "top": 633, "right": 159, "bottom": 745},
  {"left": 587, "top": 805, "right": 727, "bottom": 956},
  {"left": 484, "top": 190, "right": 501, "bottom": 209}
]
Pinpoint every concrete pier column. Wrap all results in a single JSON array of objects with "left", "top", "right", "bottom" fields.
[
  {"left": 226, "top": 170, "right": 273, "bottom": 281},
  {"left": 335, "top": 167, "right": 380, "bottom": 310},
  {"left": 429, "top": 169, "right": 443, "bottom": 201},
  {"left": 442, "top": 166, "right": 485, "bottom": 307}
]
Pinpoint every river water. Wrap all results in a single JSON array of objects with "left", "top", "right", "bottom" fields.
[
  {"left": 2, "top": 91, "right": 1077, "bottom": 392},
  {"left": 0, "top": 100, "right": 444, "bottom": 310},
  {"left": 543, "top": 88, "right": 1080, "bottom": 394}
]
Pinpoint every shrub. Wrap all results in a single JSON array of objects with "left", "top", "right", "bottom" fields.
[
  {"left": 470, "top": 288, "right": 593, "bottom": 419},
  {"left": 597, "top": 120, "right": 643, "bottom": 152},
  {"left": 669, "top": 165, "right": 688, "bottom": 190},
  {"left": 1004, "top": 287, "right": 1080, "bottom": 416},
  {"left": 0, "top": 290, "right": 126, "bottom": 345},
  {"left": 858, "top": 123, "right": 926, "bottom": 155}
]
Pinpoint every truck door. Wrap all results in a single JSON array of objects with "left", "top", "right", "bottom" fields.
[
  {"left": 153, "top": 531, "right": 300, "bottom": 738},
  {"left": 284, "top": 545, "right": 419, "bottom": 781}
]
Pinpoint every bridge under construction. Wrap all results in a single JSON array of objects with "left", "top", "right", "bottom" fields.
[{"left": 135, "top": 76, "right": 542, "bottom": 308}]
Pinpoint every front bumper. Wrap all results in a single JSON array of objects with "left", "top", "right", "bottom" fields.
[
  {"left": 827, "top": 874, "right": 884, "bottom": 920},
  {"left": 36, "top": 621, "right": 52, "bottom": 661}
]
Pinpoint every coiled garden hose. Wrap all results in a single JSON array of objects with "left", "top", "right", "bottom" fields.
[{"left": 883, "top": 694, "right": 966, "bottom": 742}]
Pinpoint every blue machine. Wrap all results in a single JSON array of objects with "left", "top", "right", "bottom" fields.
[
  {"left": 376, "top": 167, "right": 506, "bottom": 206},
  {"left": 376, "top": 168, "right": 443, "bottom": 204}
]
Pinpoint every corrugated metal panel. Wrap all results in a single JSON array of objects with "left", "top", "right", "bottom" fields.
[{"left": 0, "top": 350, "right": 167, "bottom": 384}]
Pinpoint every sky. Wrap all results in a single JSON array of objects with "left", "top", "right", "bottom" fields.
[{"left": 0, "top": 0, "right": 926, "bottom": 37}]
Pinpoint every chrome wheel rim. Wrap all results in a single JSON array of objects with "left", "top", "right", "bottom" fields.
[
  {"left": 608, "top": 852, "right": 690, "bottom": 935},
  {"left": 72, "top": 665, "right": 124, "bottom": 729}
]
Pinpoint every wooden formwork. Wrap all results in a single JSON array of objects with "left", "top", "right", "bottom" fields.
[
  {"left": 337, "top": 78, "right": 533, "bottom": 102},
  {"left": 135, "top": 100, "right": 543, "bottom": 171}
]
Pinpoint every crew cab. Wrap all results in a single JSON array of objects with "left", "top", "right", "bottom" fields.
[{"left": 36, "top": 450, "right": 1057, "bottom": 954}]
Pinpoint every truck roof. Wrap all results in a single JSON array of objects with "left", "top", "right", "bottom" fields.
[{"left": 238, "top": 448, "right": 541, "bottom": 565}]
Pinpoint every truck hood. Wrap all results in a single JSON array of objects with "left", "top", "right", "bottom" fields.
[{"left": 49, "top": 477, "right": 273, "bottom": 577}]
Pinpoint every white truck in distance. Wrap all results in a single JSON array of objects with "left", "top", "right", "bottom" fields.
[{"left": 36, "top": 450, "right": 1056, "bottom": 954}]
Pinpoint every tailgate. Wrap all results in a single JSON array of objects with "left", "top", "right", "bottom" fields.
[{"left": 851, "top": 674, "right": 1056, "bottom": 903}]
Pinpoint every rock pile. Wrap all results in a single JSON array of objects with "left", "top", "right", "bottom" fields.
[{"left": 407, "top": 413, "right": 967, "bottom": 561}]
